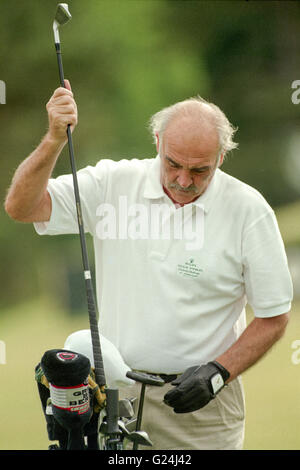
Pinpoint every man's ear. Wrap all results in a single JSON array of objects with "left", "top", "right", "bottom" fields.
[
  {"left": 218, "top": 153, "right": 224, "bottom": 167},
  {"left": 155, "top": 133, "right": 159, "bottom": 153}
]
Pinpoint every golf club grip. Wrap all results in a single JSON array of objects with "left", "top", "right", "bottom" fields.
[{"left": 55, "top": 44, "right": 65, "bottom": 87}]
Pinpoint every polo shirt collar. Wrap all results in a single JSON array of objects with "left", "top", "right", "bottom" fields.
[
  {"left": 143, "top": 154, "right": 221, "bottom": 213},
  {"left": 143, "top": 154, "right": 165, "bottom": 199}
]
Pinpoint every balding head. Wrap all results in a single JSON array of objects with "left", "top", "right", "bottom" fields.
[
  {"left": 149, "top": 96, "right": 238, "bottom": 158},
  {"left": 163, "top": 102, "right": 220, "bottom": 163}
]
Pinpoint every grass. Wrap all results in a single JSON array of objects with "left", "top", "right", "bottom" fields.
[
  {"left": 243, "top": 302, "right": 300, "bottom": 450},
  {"left": 275, "top": 201, "right": 300, "bottom": 245},
  {"left": 0, "top": 296, "right": 299, "bottom": 450}
]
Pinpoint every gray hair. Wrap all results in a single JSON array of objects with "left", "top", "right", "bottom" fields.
[{"left": 149, "top": 96, "right": 238, "bottom": 157}]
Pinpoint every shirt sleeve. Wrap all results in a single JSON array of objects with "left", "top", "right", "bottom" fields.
[
  {"left": 242, "top": 209, "right": 293, "bottom": 317},
  {"left": 34, "top": 161, "right": 109, "bottom": 237}
]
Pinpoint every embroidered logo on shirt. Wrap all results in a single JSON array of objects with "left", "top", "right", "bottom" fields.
[{"left": 177, "top": 258, "right": 203, "bottom": 278}]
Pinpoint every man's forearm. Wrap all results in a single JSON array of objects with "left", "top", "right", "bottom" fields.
[
  {"left": 216, "top": 313, "right": 289, "bottom": 382},
  {"left": 5, "top": 133, "right": 65, "bottom": 222},
  {"left": 5, "top": 82, "right": 77, "bottom": 223}
]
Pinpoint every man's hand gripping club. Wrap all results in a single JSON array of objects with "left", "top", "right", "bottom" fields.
[
  {"left": 163, "top": 361, "right": 230, "bottom": 413},
  {"left": 46, "top": 79, "right": 78, "bottom": 145}
]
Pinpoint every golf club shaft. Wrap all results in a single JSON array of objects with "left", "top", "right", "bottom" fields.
[
  {"left": 55, "top": 41, "right": 106, "bottom": 388},
  {"left": 133, "top": 383, "right": 146, "bottom": 450}
]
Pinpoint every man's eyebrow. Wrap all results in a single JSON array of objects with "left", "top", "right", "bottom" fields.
[
  {"left": 165, "top": 156, "right": 182, "bottom": 167},
  {"left": 165, "top": 155, "right": 211, "bottom": 171},
  {"left": 191, "top": 165, "right": 211, "bottom": 172}
]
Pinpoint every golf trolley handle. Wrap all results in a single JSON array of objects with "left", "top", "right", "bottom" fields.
[{"left": 126, "top": 371, "right": 165, "bottom": 386}]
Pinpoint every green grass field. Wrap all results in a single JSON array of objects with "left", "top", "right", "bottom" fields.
[{"left": 0, "top": 296, "right": 299, "bottom": 450}]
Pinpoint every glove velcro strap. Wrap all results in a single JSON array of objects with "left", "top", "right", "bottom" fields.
[
  {"left": 211, "top": 361, "right": 230, "bottom": 382},
  {"left": 207, "top": 361, "right": 230, "bottom": 396}
]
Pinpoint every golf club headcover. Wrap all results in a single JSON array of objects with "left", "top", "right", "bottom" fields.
[
  {"left": 41, "top": 349, "right": 91, "bottom": 387},
  {"left": 40, "top": 349, "right": 93, "bottom": 449}
]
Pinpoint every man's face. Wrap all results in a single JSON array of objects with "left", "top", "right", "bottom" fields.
[{"left": 159, "top": 114, "right": 223, "bottom": 205}]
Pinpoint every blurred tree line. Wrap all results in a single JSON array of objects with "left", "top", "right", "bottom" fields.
[{"left": 1, "top": 0, "right": 299, "bottom": 311}]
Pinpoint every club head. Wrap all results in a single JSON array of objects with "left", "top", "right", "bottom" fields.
[
  {"left": 117, "top": 421, "right": 153, "bottom": 447},
  {"left": 118, "top": 399, "right": 135, "bottom": 419},
  {"left": 118, "top": 420, "right": 131, "bottom": 436},
  {"left": 121, "top": 417, "right": 137, "bottom": 433},
  {"left": 55, "top": 3, "right": 71, "bottom": 26},
  {"left": 53, "top": 3, "right": 72, "bottom": 43},
  {"left": 128, "top": 430, "right": 153, "bottom": 447}
]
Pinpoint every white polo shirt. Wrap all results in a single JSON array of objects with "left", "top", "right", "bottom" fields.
[{"left": 34, "top": 155, "right": 293, "bottom": 374}]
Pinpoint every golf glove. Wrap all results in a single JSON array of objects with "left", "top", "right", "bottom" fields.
[{"left": 163, "top": 361, "right": 230, "bottom": 413}]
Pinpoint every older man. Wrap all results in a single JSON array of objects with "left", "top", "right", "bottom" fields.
[{"left": 5, "top": 82, "right": 293, "bottom": 450}]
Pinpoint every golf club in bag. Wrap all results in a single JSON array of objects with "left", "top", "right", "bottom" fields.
[{"left": 35, "top": 3, "right": 165, "bottom": 451}]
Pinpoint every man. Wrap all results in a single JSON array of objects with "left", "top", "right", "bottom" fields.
[{"left": 5, "top": 81, "right": 293, "bottom": 450}]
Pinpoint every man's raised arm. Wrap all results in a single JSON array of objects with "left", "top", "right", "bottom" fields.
[{"left": 4, "top": 80, "right": 77, "bottom": 223}]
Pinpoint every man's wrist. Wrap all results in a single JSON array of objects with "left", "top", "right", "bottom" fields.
[{"left": 43, "top": 131, "right": 67, "bottom": 151}]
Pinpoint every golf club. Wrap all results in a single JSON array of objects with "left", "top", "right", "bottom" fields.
[{"left": 52, "top": 4, "right": 106, "bottom": 392}]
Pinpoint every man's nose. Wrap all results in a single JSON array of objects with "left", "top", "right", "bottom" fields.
[{"left": 177, "top": 170, "right": 193, "bottom": 188}]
